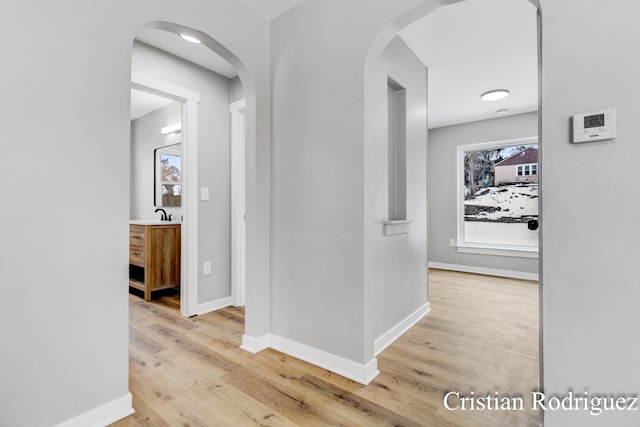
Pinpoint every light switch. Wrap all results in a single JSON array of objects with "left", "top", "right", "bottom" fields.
[
  {"left": 203, "top": 261, "right": 212, "bottom": 275},
  {"left": 200, "top": 187, "right": 209, "bottom": 201}
]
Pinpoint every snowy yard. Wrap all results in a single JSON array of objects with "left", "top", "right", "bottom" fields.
[{"left": 464, "top": 183, "right": 539, "bottom": 247}]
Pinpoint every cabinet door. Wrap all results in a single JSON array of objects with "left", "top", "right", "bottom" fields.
[{"left": 146, "top": 225, "right": 181, "bottom": 289}]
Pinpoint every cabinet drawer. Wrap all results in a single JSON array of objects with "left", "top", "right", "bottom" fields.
[
  {"left": 129, "top": 248, "right": 145, "bottom": 266},
  {"left": 129, "top": 233, "right": 145, "bottom": 248},
  {"left": 129, "top": 225, "right": 145, "bottom": 246}
]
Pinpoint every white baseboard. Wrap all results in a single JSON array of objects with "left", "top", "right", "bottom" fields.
[
  {"left": 55, "top": 392, "right": 134, "bottom": 427},
  {"left": 374, "top": 302, "right": 431, "bottom": 356},
  {"left": 240, "top": 333, "right": 271, "bottom": 354},
  {"left": 240, "top": 333, "right": 379, "bottom": 385},
  {"left": 196, "top": 296, "right": 233, "bottom": 316},
  {"left": 429, "top": 262, "right": 539, "bottom": 281},
  {"left": 270, "top": 335, "right": 379, "bottom": 385}
]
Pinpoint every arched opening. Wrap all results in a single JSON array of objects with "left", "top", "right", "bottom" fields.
[
  {"left": 129, "top": 21, "right": 254, "bottom": 317},
  {"left": 363, "top": 0, "right": 542, "bottom": 424},
  {"left": 119, "top": 16, "right": 271, "bottom": 424}
]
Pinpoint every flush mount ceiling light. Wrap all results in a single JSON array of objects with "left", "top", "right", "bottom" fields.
[
  {"left": 481, "top": 89, "right": 510, "bottom": 101},
  {"left": 179, "top": 33, "right": 202, "bottom": 44}
]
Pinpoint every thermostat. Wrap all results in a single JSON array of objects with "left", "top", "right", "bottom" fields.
[{"left": 573, "top": 108, "right": 616, "bottom": 143}]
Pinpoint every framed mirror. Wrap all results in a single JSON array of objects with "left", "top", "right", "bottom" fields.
[{"left": 154, "top": 143, "right": 182, "bottom": 207}]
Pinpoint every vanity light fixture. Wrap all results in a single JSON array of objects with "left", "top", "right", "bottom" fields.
[
  {"left": 481, "top": 89, "right": 509, "bottom": 101},
  {"left": 179, "top": 33, "right": 202, "bottom": 44},
  {"left": 161, "top": 122, "right": 182, "bottom": 135}
]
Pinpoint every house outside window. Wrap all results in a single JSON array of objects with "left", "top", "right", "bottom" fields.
[{"left": 457, "top": 138, "right": 539, "bottom": 258}]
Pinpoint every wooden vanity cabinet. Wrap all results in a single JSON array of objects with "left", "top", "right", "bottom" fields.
[{"left": 129, "top": 223, "right": 181, "bottom": 301}]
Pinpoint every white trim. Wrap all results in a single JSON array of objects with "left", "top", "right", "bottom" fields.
[
  {"left": 230, "top": 99, "right": 247, "bottom": 307},
  {"left": 270, "top": 335, "right": 379, "bottom": 385},
  {"left": 457, "top": 244, "right": 539, "bottom": 259},
  {"left": 196, "top": 296, "right": 233, "bottom": 316},
  {"left": 131, "top": 72, "right": 200, "bottom": 103},
  {"left": 131, "top": 73, "right": 200, "bottom": 318},
  {"left": 374, "top": 302, "right": 431, "bottom": 356},
  {"left": 429, "top": 262, "right": 539, "bottom": 281},
  {"left": 240, "top": 334, "right": 379, "bottom": 385},
  {"left": 458, "top": 136, "right": 538, "bottom": 154},
  {"left": 383, "top": 219, "right": 412, "bottom": 236},
  {"left": 181, "top": 98, "right": 199, "bottom": 317},
  {"left": 230, "top": 99, "right": 246, "bottom": 112},
  {"left": 240, "top": 333, "right": 271, "bottom": 354},
  {"left": 54, "top": 393, "right": 134, "bottom": 427}
]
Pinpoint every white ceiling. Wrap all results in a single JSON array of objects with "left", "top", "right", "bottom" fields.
[
  {"left": 131, "top": 0, "right": 538, "bottom": 128},
  {"left": 399, "top": 0, "right": 538, "bottom": 128},
  {"left": 135, "top": 27, "right": 237, "bottom": 79}
]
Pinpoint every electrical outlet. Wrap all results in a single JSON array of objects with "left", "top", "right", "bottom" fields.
[
  {"left": 203, "top": 261, "right": 212, "bottom": 275},
  {"left": 449, "top": 238, "right": 456, "bottom": 247}
]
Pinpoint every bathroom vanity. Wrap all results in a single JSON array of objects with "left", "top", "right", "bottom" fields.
[{"left": 129, "top": 221, "right": 181, "bottom": 301}]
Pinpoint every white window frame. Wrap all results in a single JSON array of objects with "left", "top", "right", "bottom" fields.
[{"left": 456, "top": 137, "right": 539, "bottom": 258}]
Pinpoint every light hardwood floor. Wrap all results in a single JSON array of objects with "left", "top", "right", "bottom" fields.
[{"left": 112, "top": 269, "right": 539, "bottom": 426}]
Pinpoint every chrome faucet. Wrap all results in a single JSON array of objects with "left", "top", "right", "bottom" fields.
[{"left": 154, "top": 208, "right": 168, "bottom": 221}]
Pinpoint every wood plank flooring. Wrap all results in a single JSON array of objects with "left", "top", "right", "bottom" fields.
[{"left": 112, "top": 269, "right": 539, "bottom": 426}]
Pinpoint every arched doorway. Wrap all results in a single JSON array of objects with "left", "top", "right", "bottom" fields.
[
  {"left": 129, "top": 21, "right": 254, "bottom": 317},
  {"left": 363, "top": 0, "right": 543, "bottom": 423}
]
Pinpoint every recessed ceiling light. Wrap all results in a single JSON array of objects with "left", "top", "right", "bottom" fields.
[
  {"left": 179, "top": 33, "right": 202, "bottom": 44},
  {"left": 481, "top": 89, "right": 509, "bottom": 101},
  {"left": 496, "top": 108, "right": 509, "bottom": 114}
]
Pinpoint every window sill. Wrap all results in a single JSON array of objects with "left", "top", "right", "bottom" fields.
[
  {"left": 384, "top": 220, "right": 412, "bottom": 236},
  {"left": 456, "top": 243, "right": 538, "bottom": 259}
]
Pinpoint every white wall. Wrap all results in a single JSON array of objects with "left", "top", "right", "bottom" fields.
[
  {"left": 428, "top": 112, "right": 539, "bottom": 276},
  {"left": 130, "top": 101, "right": 182, "bottom": 221},
  {"left": 132, "top": 41, "right": 233, "bottom": 304},
  {"left": 0, "top": 1, "right": 269, "bottom": 425},
  {"left": 269, "top": 0, "right": 425, "bottom": 372},
  {"left": 372, "top": 37, "right": 428, "bottom": 344},
  {"left": 541, "top": 1, "right": 640, "bottom": 425},
  {"left": 270, "top": 1, "right": 370, "bottom": 366}
]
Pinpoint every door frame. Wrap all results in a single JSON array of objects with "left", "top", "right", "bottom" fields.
[
  {"left": 131, "top": 72, "right": 200, "bottom": 317},
  {"left": 230, "top": 99, "right": 247, "bottom": 307}
]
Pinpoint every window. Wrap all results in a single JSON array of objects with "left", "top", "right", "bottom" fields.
[
  {"left": 517, "top": 163, "right": 537, "bottom": 177},
  {"left": 155, "top": 143, "right": 182, "bottom": 207},
  {"left": 457, "top": 138, "right": 539, "bottom": 256}
]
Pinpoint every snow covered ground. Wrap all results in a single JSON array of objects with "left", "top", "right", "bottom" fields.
[
  {"left": 464, "top": 183, "right": 539, "bottom": 247},
  {"left": 465, "top": 183, "right": 538, "bottom": 220}
]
